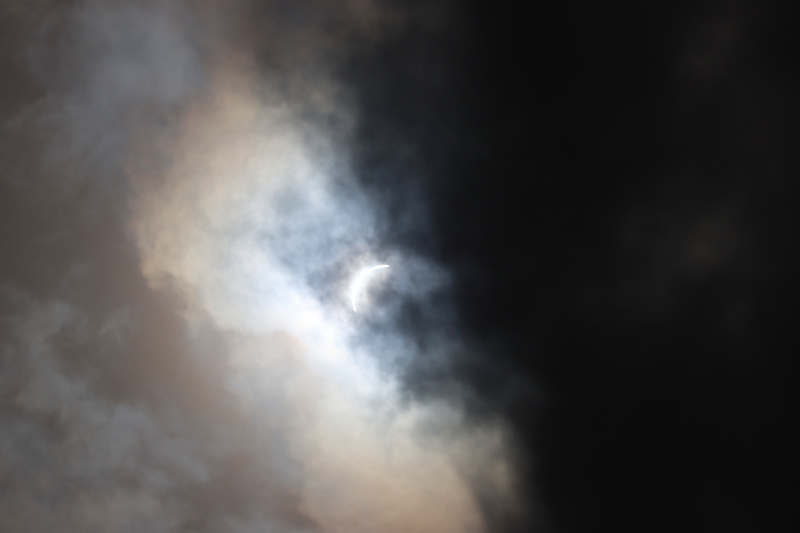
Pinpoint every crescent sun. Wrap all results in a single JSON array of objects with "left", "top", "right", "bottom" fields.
[{"left": 350, "top": 265, "right": 390, "bottom": 312}]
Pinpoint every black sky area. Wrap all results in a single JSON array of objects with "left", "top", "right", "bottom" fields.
[
  {"left": 349, "top": 1, "right": 797, "bottom": 532},
  {"left": 2, "top": 1, "right": 798, "bottom": 532}
]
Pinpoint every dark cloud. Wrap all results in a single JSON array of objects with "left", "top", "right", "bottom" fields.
[{"left": 375, "top": 2, "right": 796, "bottom": 532}]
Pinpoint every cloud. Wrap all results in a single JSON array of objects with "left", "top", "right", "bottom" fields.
[{"left": 0, "top": 1, "right": 523, "bottom": 532}]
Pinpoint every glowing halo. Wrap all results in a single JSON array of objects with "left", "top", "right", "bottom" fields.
[{"left": 350, "top": 264, "right": 389, "bottom": 312}]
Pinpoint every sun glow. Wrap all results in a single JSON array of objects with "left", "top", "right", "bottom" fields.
[{"left": 350, "top": 264, "right": 390, "bottom": 312}]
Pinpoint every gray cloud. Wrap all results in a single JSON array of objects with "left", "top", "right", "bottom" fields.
[
  {"left": 1, "top": 1, "right": 523, "bottom": 531},
  {"left": 0, "top": 288, "right": 317, "bottom": 532}
]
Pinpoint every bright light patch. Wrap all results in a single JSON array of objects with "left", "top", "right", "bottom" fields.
[{"left": 350, "top": 264, "right": 390, "bottom": 312}]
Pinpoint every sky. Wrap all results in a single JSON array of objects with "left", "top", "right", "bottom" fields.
[{"left": 0, "top": 1, "right": 797, "bottom": 532}]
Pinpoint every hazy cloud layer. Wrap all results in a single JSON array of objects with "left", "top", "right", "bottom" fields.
[{"left": 1, "top": 1, "right": 522, "bottom": 532}]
